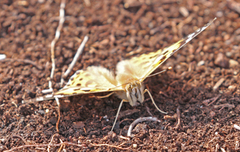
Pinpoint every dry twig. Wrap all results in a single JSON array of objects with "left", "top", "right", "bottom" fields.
[
  {"left": 12, "top": 135, "right": 28, "bottom": 145},
  {"left": 214, "top": 103, "right": 235, "bottom": 111},
  {"left": 213, "top": 78, "right": 225, "bottom": 91},
  {"left": 132, "top": 4, "right": 147, "bottom": 25},
  {"left": 163, "top": 107, "right": 181, "bottom": 129},
  {"left": 47, "top": 134, "right": 58, "bottom": 152},
  {"left": 127, "top": 117, "right": 160, "bottom": 137},
  {"left": 49, "top": 0, "right": 66, "bottom": 91},
  {"left": 4, "top": 134, "right": 130, "bottom": 151},
  {"left": 62, "top": 36, "right": 89, "bottom": 83},
  {"left": 4, "top": 142, "right": 84, "bottom": 152},
  {"left": 90, "top": 143, "right": 129, "bottom": 150},
  {"left": 1, "top": 58, "right": 43, "bottom": 70},
  {"left": 174, "top": 107, "right": 181, "bottom": 129},
  {"left": 202, "top": 94, "right": 221, "bottom": 106},
  {"left": 54, "top": 97, "right": 61, "bottom": 132}
]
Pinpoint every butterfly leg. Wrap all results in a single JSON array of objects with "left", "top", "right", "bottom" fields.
[
  {"left": 144, "top": 89, "right": 168, "bottom": 114},
  {"left": 95, "top": 92, "right": 115, "bottom": 99},
  {"left": 111, "top": 99, "right": 128, "bottom": 131}
]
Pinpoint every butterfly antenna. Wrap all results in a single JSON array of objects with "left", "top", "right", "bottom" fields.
[
  {"left": 111, "top": 99, "right": 125, "bottom": 131},
  {"left": 144, "top": 89, "right": 168, "bottom": 114},
  {"left": 147, "top": 67, "right": 172, "bottom": 78}
]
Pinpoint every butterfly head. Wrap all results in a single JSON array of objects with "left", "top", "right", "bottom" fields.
[{"left": 125, "top": 81, "right": 145, "bottom": 106}]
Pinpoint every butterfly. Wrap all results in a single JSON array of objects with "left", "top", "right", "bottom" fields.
[{"left": 25, "top": 18, "right": 216, "bottom": 131}]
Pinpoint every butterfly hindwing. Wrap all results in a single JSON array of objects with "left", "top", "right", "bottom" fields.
[{"left": 55, "top": 66, "right": 123, "bottom": 96}]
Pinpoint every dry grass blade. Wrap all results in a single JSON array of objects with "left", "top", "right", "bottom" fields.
[
  {"left": 49, "top": 0, "right": 66, "bottom": 90},
  {"left": 62, "top": 36, "right": 89, "bottom": 79}
]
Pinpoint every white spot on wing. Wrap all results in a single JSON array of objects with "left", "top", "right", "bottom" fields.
[
  {"left": 153, "top": 55, "right": 164, "bottom": 64},
  {"left": 186, "top": 33, "right": 195, "bottom": 43}
]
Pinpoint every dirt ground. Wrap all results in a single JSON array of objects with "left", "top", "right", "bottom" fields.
[{"left": 1, "top": 0, "right": 240, "bottom": 151}]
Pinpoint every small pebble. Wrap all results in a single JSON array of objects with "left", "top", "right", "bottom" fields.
[
  {"left": 228, "top": 85, "right": 236, "bottom": 91},
  {"left": 210, "top": 111, "right": 216, "bottom": 117},
  {"left": 234, "top": 124, "right": 240, "bottom": 130},
  {"left": 100, "top": 39, "right": 109, "bottom": 45},
  {"left": 224, "top": 34, "right": 230, "bottom": 41},
  {"left": 37, "top": 110, "right": 45, "bottom": 115},
  {"left": 229, "top": 59, "right": 239, "bottom": 67},
  {"left": 216, "top": 11, "right": 223, "bottom": 17},
  {"left": 179, "top": 7, "right": 189, "bottom": 17},
  {"left": 226, "top": 52, "right": 232, "bottom": 57},
  {"left": 45, "top": 109, "right": 49, "bottom": 113},
  {"left": 38, "top": 0, "right": 45, "bottom": 3},
  {"left": 214, "top": 53, "right": 229, "bottom": 68},
  {"left": 197, "top": 60, "right": 205, "bottom": 66},
  {"left": 133, "top": 144, "right": 138, "bottom": 148},
  {"left": 0, "top": 54, "right": 6, "bottom": 60}
]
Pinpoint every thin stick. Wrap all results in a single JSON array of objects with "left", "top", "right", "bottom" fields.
[
  {"left": 54, "top": 97, "right": 61, "bottom": 132},
  {"left": 202, "top": 95, "right": 221, "bottom": 106},
  {"left": 174, "top": 107, "right": 181, "bottom": 129},
  {"left": 214, "top": 103, "right": 235, "bottom": 111},
  {"left": 49, "top": 0, "right": 66, "bottom": 90},
  {"left": 213, "top": 78, "right": 225, "bottom": 91},
  {"left": 4, "top": 142, "right": 84, "bottom": 152},
  {"left": 12, "top": 135, "right": 28, "bottom": 145},
  {"left": 90, "top": 143, "right": 129, "bottom": 150},
  {"left": 208, "top": 94, "right": 221, "bottom": 106},
  {"left": 60, "top": 66, "right": 67, "bottom": 87},
  {"left": 57, "top": 139, "right": 64, "bottom": 152},
  {"left": 127, "top": 117, "right": 160, "bottom": 137},
  {"left": 4, "top": 140, "right": 129, "bottom": 151},
  {"left": 1, "top": 58, "right": 43, "bottom": 70},
  {"left": 22, "top": 94, "right": 65, "bottom": 103},
  {"left": 41, "top": 88, "right": 54, "bottom": 94},
  {"left": 62, "top": 36, "right": 89, "bottom": 79},
  {"left": 145, "top": 105, "right": 153, "bottom": 116},
  {"left": 47, "top": 134, "right": 58, "bottom": 152},
  {"left": 220, "top": 147, "right": 226, "bottom": 152}
]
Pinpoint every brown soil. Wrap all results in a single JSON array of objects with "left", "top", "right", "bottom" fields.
[{"left": 1, "top": 0, "right": 240, "bottom": 151}]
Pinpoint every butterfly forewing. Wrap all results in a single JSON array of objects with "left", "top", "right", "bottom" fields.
[{"left": 128, "top": 18, "right": 217, "bottom": 81}]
